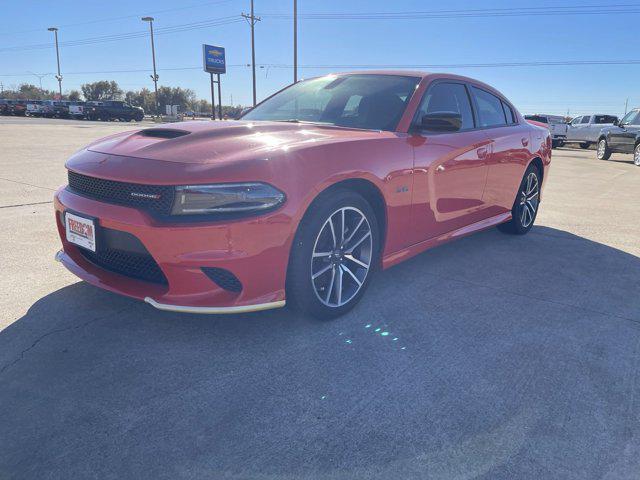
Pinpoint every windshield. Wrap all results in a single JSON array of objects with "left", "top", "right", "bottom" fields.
[
  {"left": 242, "top": 74, "right": 420, "bottom": 131},
  {"left": 620, "top": 110, "right": 637, "bottom": 125}
]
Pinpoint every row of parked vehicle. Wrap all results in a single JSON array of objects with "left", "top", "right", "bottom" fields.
[
  {"left": 525, "top": 108, "right": 640, "bottom": 166},
  {"left": 0, "top": 99, "right": 145, "bottom": 122}
]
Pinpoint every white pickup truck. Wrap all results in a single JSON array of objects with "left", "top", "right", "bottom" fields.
[
  {"left": 524, "top": 114, "right": 568, "bottom": 148},
  {"left": 565, "top": 114, "right": 619, "bottom": 149}
]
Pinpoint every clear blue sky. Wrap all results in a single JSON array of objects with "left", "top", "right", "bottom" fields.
[{"left": 1, "top": 0, "right": 638, "bottom": 116}]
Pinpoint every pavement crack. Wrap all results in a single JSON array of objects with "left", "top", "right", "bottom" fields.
[
  {"left": 0, "top": 306, "right": 131, "bottom": 376},
  {"left": 0, "top": 200, "right": 53, "bottom": 209},
  {"left": 0, "top": 177, "right": 57, "bottom": 191}
]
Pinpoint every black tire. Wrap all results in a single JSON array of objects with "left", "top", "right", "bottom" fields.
[
  {"left": 287, "top": 189, "right": 380, "bottom": 319},
  {"left": 634, "top": 143, "right": 640, "bottom": 167},
  {"left": 498, "top": 163, "right": 541, "bottom": 235},
  {"left": 597, "top": 138, "right": 612, "bottom": 160},
  {"left": 579, "top": 142, "right": 590, "bottom": 149}
]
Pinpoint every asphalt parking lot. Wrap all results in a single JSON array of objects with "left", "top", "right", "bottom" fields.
[{"left": 1, "top": 116, "right": 639, "bottom": 479}]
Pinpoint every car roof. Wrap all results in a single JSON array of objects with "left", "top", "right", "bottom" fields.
[{"left": 310, "top": 70, "right": 509, "bottom": 99}]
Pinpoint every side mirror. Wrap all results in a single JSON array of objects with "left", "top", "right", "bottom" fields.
[{"left": 414, "top": 112, "right": 462, "bottom": 133}]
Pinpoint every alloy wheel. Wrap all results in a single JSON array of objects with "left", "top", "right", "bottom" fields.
[
  {"left": 597, "top": 140, "right": 607, "bottom": 159},
  {"left": 311, "top": 207, "right": 373, "bottom": 308},
  {"left": 635, "top": 145, "right": 640, "bottom": 166},
  {"left": 519, "top": 172, "right": 539, "bottom": 228}
]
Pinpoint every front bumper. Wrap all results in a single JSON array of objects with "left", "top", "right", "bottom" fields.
[{"left": 54, "top": 187, "right": 293, "bottom": 313}]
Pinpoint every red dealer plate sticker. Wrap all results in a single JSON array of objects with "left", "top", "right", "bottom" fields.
[{"left": 65, "top": 212, "right": 96, "bottom": 252}]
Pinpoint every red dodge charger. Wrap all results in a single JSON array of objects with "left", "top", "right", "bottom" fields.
[{"left": 54, "top": 72, "right": 551, "bottom": 318}]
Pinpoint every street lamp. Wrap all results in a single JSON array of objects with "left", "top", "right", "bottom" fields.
[
  {"left": 47, "top": 27, "right": 62, "bottom": 97},
  {"left": 142, "top": 16, "right": 159, "bottom": 116}
]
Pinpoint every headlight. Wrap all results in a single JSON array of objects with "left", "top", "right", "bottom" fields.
[{"left": 171, "top": 182, "right": 285, "bottom": 216}]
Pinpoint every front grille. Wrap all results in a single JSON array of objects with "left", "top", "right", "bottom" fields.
[
  {"left": 77, "top": 228, "right": 167, "bottom": 285},
  {"left": 68, "top": 171, "right": 174, "bottom": 215}
]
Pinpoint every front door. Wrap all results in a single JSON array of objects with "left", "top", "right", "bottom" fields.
[
  {"left": 410, "top": 81, "right": 491, "bottom": 242},
  {"left": 609, "top": 110, "right": 640, "bottom": 153}
]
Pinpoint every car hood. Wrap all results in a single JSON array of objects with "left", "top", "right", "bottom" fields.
[{"left": 86, "top": 120, "right": 383, "bottom": 165}]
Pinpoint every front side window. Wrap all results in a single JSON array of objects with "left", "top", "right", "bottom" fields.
[
  {"left": 414, "top": 82, "right": 475, "bottom": 130},
  {"left": 242, "top": 74, "right": 420, "bottom": 131},
  {"left": 471, "top": 86, "right": 507, "bottom": 127},
  {"left": 580, "top": 116, "right": 591, "bottom": 124}
]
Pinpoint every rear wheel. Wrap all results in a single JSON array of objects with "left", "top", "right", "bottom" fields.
[
  {"left": 634, "top": 144, "right": 640, "bottom": 166},
  {"left": 287, "top": 190, "right": 379, "bottom": 319},
  {"left": 579, "top": 142, "right": 590, "bottom": 149},
  {"left": 498, "top": 164, "right": 541, "bottom": 235},
  {"left": 597, "top": 138, "right": 612, "bottom": 160}
]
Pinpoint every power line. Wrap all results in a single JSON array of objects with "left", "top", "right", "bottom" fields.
[
  {"left": 259, "top": 3, "right": 640, "bottom": 19},
  {"left": 3, "top": 59, "right": 640, "bottom": 77},
  {"left": 0, "top": 16, "right": 243, "bottom": 53},
  {"left": 0, "top": 0, "right": 236, "bottom": 36}
]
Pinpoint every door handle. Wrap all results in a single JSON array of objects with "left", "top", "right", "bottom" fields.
[
  {"left": 477, "top": 147, "right": 488, "bottom": 159},
  {"left": 521, "top": 137, "right": 529, "bottom": 147}
]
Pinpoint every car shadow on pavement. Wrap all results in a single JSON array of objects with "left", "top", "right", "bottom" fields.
[{"left": 1, "top": 226, "right": 640, "bottom": 480}]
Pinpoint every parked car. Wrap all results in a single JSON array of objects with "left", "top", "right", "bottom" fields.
[
  {"left": 524, "top": 114, "right": 567, "bottom": 148},
  {"left": 68, "top": 101, "right": 86, "bottom": 119},
  {"left": 565, "top": 114, "right": 618, "bottom": 148},
  {"left": 0, "top": 99, "right": 9, "bottom": 115},
  {"left": 5, "top": 99, "right": 27, "bottom": 116},
  {"left": 596, "top": 108, "right": 640, "bottom": 166},
  {"left": 84, "top": 100, "right": 144, "bottom": 121},
  {"left": 26, "top": 100, "right": 44, "bottom": 116},
  {"left": 54, "top": 72, "right": 551, "bottom": 318}
]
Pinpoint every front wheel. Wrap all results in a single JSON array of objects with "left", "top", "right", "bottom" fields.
[
  {"left": 287, "top": 190, "right": 379, "bottom": 319},
  {"left": 498, "top": 164, "right": 541, "bottom": 235},
  {"left": 597, "top": 139, "right": 612, "bottom": 160},
  {"left": 634, "top": 144, "right": 640, "bottom": 166}
]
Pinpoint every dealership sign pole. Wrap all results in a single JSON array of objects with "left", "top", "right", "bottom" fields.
[{"left": 203, "top": 45, "right": 226, "bottom": 120}]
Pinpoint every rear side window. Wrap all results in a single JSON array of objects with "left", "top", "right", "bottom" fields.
[
  {"left": 415, "top": 82, "right": 475, "bottom": 130},
  {"left": 525, "top": 115, "right": 548, "bottom": 123},
  {"left": 580, "top": 116, "right": 591, "bottom": 124},
  {"left": 471, "top": 86, "right": 507, "bottom": 127},
  {"left": 502, "top": 102, "right": 517, "bottom": 124},
  {"left": 594, "top": 115, "right": 617, "bottom": 124}
]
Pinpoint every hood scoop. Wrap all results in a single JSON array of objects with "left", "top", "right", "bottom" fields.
[{"left": 138, "top": 128, "right": 190, "bottom": 139}]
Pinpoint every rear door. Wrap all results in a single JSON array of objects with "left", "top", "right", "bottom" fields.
[
  {"left": 566, "top": 116, "right": 588, "bottom": 141},
  {"left": 470, "top": 86, "right": 532, "bottom": 215},
  {"left": 410, "top": 81, "right": 492, "bottom": 241}
]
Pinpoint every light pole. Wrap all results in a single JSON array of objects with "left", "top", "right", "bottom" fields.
[
  {"left": 28, "top": 71, "right": 49, "bottom": 91},
  {"left": 142, "top": 17, "right": 159, "bottom": 116},
  {"left": 293, "top": 0, "right": 297, "bottom": 83},
  {"left": 47, "top": 27, "right": 62, "bottom": 97}
]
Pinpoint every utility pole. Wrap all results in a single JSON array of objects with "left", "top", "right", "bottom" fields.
[
  {"left": 293, "top": 0, "right": 298, "bottom": 83},
  {"left": 47, "top": 27, "right": 62, "bottom": 97},
  {"left": 624, "top": 98, "right": 629, "bottom": 115},
  {"left": 242, "top": 1, "right": 261, "bottom": 106},
  {"left": 142, "top": 17, "right": 159, "bottom": 116}
]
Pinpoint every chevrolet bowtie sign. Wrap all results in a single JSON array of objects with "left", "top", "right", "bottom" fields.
[{"left": 202, "top": 44, "right": 226, "bottom": 74}]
